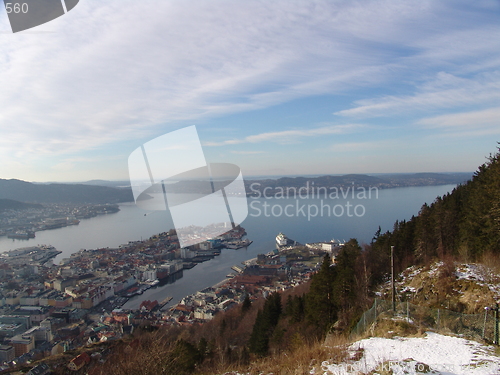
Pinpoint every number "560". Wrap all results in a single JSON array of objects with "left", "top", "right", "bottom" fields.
[{"left": 5, "top": 3, "right": 29, "bottom": 14}]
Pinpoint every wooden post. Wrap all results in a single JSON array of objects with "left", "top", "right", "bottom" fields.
[
  {"left": 495, "top": 303, "right": 499, "bottom": 345},
  {"left": 391, "top": 246, "right": 395, "bottom": 312},
  {"left": 483, "top": 309, "right": 488, "bottom": 339}
]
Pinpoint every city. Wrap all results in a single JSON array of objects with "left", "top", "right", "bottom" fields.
[{"left": 0, "top": 226, "right": 342, "bottom": 370}]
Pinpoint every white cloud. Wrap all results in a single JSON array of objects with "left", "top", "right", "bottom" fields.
[
  {"left": 329, "top": 141, "right": 389, "bottom": 153},
  {"left": 417, "top": 107, "right": 500, "bottom": 134},
  {"left": 335, "top": 72, "right": 500, "bottom": 118},
  {"left": 0, "top": 0, "right": 499, "bottom": 179},
  {"left": 204, "top": 124, "right": 365, "bottom": 146},
  {"left": 230, "top": 151, "right": 266, "bottom": 155}
]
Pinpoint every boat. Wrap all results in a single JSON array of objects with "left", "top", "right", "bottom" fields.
[
  {"left": 145, "top": 279, "right": 160, "bottom": 286},
  {"left": 183, "top": 262, "right": 196, "bottom": 269},
  {"left": 138, "top": 284, "right": 151, "bottom": 293},
  {"left": 276, "top": 233, "right": 301, "bottom": 249},
  {"left": 276, "top": 232, "right": 289, "bottom": 248},
  {"left": 7, "top": 231, "right": 35, "bottom": 239},
  {"left": 225, "top": 239, "right": 253, "bottom": 249},
  {"left": 125, "top": 286, "right": 139, "bottom": 297}
]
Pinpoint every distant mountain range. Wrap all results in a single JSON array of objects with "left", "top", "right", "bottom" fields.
[
  {"left": 0, "top": 173, "right": 473, "bottom": 204},
  {"left": 247, "top": 172, "right": 473, "bottom": 188},
  {"left": 244, "top": 172, "right": 473, "bottom": 196},
  {"left": 80, "top": 180, "right": 131, "bottom": 188},
  {"left": 113, "top": 172, "right": 473, "bottom": 195},
  {"left": 0, "top": 179, "right": 134, "bottom": 204}
]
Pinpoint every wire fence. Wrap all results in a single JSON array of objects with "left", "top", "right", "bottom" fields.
[{"left": 349, "top": 299, "right": 498, "bottom": 343}]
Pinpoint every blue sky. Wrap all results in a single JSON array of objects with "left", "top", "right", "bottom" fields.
[{"left": 0, "top": 0, "right": 499, "bottom": 181}]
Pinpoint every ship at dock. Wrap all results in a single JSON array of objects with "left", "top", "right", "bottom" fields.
[
  {"left": 145, "top": 279, "right": 160, "bottom": 286},
  {"left": 276, "top": 232, "right": 301, "bottom": 249},
  {"left": 40, "top": 217, "right": 80, "bottom": 230},
  {"left": 1, "top": 245, "right": 62, "bottom": 266},
  {"left": 7, "top": 230, "right": 35, "bottom": 239},
  {"left": 224, "top": 238, "right": 253, "bottom": 249}
]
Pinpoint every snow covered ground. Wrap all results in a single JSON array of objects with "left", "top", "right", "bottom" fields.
[{"left": 318, "top": 332, "right": 500, "bottom": 375}]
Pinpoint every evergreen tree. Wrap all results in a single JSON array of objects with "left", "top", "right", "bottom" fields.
[
  {"left": 248, "top": 292, "right": 283, "bottom": 356},
  {"left": 265, "top": 292, "right": 282, "bottom": 327},
  {"left": 198, "top": 337, "right": 208, "bottom": 360},
  {"left": 169, "top": 339, "right": 201, "bottom": 374},
  {"left": 369, "top": 145, "right": 500, "bottom": 272},
  {"left": 285, "top": 295, "right": 294, "bottom": 316},
  {"left": 248, "top": 309, "right": 270, "bottom": 356},
  {"left": 333, "top": 239, "right": 361, "bottom": 313},
  {"left": 305, "top": 254, "right": 336, "bottom": 332},
  {"left": 285, "top": 295, "right": 305, "bottom": 323},
  {"left": 242, "top": 294, "right": 252, "bottom": 313}
]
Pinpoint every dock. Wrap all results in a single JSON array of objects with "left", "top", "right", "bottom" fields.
[
  {"left": 159, "top": 296, "right": 173, "bottom": 309},
  {"left": 231, "top": 265, "right": 244, "bottom": 273}
]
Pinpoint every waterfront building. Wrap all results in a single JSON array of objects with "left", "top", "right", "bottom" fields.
[
  {"left": 180, "top": 248, "right": 196, "bottom": 259},
  {"left": 143, "top": 269, "right": 157, "bottom": 282}
]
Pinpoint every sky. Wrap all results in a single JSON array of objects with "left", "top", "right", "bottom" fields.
[{"left": 0, "top": 0, "right": 500, "bottom": 182}]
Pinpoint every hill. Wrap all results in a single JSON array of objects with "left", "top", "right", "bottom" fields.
[
  {"left": 366, "top": 146, "right": 500, "bottom": 288},
  {"left": 81, "top": 180, "right": 131, "bottom": 188},
  {"left": 0, "top": 198, "right": 43, "bottom": 211},
  {"left": 157, "top": 172, "right": 472, "bottom": 196},
  {"left": 244, "top": 172, "right": 472, "bottom": 196},
  {"left": 0, "top": 179, "right": 134, "bottom": 204}
]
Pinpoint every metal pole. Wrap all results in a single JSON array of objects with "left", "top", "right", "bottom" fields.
[
  {"left": 391, "top": 246, "right": 395, "bottom": 312},
  {"left": 483, "top": 309, "right": 488, "bottom": 339},
  {"left": 495, "top": 304, "right": 499, "bottom": 345}
]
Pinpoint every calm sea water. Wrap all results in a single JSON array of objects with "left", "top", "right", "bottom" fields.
[{"left": 0, "top": 185, "right": 456, "bottom": 308}]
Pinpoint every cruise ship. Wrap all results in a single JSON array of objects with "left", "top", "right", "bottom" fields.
[
  {"left": 7, "top": 230, "right": 35, "bottom": 239},
  {"left": 276, "top": 232, "right": 288, "bottom": 247},
  {"left": 276, "top": 232, "right": 302, "bottom": 249}
]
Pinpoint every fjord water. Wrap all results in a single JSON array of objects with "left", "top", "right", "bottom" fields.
[{"left": 0, "top": 185, "right": 456, "bottom": 308}]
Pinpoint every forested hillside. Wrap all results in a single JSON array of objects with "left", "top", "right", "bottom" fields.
[{"left": 368, "top": 145, "right": 500, "bottom": 287}]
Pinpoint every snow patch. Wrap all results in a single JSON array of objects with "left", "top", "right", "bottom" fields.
[
  {"left": 319, "top": 332, "right": 500, "bottom": 375},
  {"left": 456, "top": 264, "right": 500, "bottom": 298},
  {"left": 401, "top": 286, "right": 417, "bottom": 294}
]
